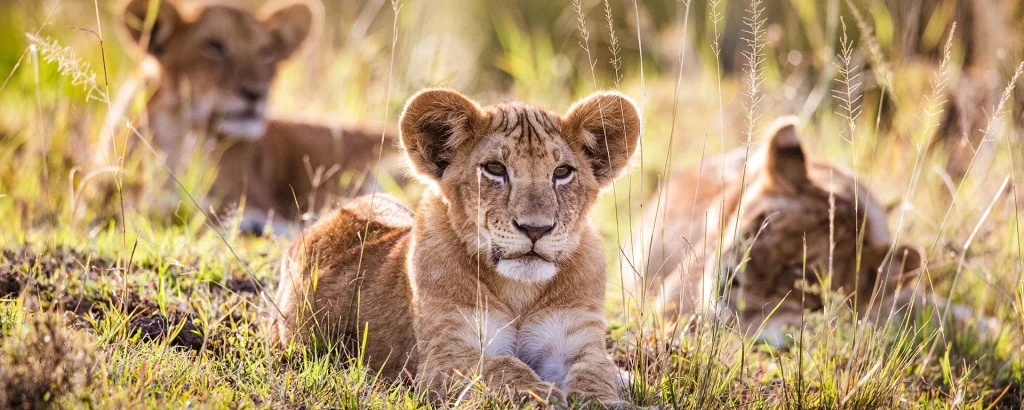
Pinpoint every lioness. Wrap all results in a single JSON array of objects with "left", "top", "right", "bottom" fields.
[
  {"left": 113, "top": 0, "right": 395, "bottom": 232},
  {"left": 623, "top": 118, "right": 931, "bottom": 345},
  {"left": 272, "top": 89, "right": 640, "bottom": 404}
]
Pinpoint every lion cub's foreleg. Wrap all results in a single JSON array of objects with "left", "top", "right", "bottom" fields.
[
  {"left": 416, "top": 306, "right": 621, "bottom": 403},
  {"left": 519, "top": 309, "right": 622, "bottom": 403},
  {"left": 415, "top": 308, "right": 563, "bottom": 400}
]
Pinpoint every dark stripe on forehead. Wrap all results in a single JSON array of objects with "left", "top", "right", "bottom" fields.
[
  {"left": 520, "top": 110, "right": 533, "bottom": 145},
  {"left": 541, "top": 111, "right": 561, "bottom": 135},
  {"left": 529, "top": 110, "right": 558, "bottom": 140},
  {"left": 502, "top": 107, "right": 520, "bottom": 134},
  {"left": 490, "top": 105, "right": 563, "bottom": 156},
  {"left": 492, "top": 109, "right": 508, "bottom": 132}
]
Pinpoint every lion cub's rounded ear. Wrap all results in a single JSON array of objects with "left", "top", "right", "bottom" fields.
[
  {"left": 762, "top": 117, "right": 809, "bottom": 191},
  {"left": 122, "top": 0, "right": 181, "bottom": 55},
  {"left": 260, "top": 0, "right": 320, "bottom": 60},
  {"left": 563, "top": 91, "right": 641, "bottom": 187},
  {"left": 399, "top": 88, "right": 484, "bottom": 181}
]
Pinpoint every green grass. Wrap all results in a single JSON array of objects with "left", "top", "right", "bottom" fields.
[{"left": 2, "top": 0, "right": 1023, "bottom": 408}]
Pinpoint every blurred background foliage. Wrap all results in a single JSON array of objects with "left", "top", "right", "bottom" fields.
[
  {"left": 2, "top": 0, "right": 1023, "bottom": 163},
  {"left": 2, "top": 0, "right": 1023, "bottom": 137}
]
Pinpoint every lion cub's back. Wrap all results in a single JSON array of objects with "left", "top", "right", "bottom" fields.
[
  {"left": 272, "top": 194, "right": 417, "bottom": 373},
  {"left": 339, "top": 194, "right": 415, "bottom": 229},
  {"left": 292, "top": 194, "right": 413, "bottom": 261}
]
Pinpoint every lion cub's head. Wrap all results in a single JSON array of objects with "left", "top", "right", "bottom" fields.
[
  {"left": 400, "top": 89, "right": 640, "bottom": 282},
  {"left": 712, "top": 119, "right": 923, "bottom": 343},
  {"left": 121, "top": 0, "right": 318, "bottom": 139}
]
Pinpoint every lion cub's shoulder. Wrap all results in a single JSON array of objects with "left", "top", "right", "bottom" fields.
[
  {"left": 341, "top": 194, "right": 415, "bottom": 229},
  {"left": 293, "top": 194, "right": 413, "bottom": 257}
]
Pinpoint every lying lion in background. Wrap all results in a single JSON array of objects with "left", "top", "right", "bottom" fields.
[
  {"left": 103, "top": 0, "right": 398, "bottom": 233},
  {"left": 272, "top": 89, "right": 641, "bottom": 405},
  {"left": 624, "top": 117, "right": 982, "bottom": 346}
]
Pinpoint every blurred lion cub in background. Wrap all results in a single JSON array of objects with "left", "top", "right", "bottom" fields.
[
  {"left": 104, "top": 0, "right": 398, "bottom": 233},
  {"left": 625, "top": 117, "right": 990, "bottom": 346}
]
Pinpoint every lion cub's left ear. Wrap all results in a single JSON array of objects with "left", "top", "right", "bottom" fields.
[
  {"left": 563, "top": 91, "right": 641, "bottom": 187},
  {"left": 762, "top": 117, "right": 810, "bottom": 192},
  {"left": 121, "top": 0, "right": 181, "bottom": 56},
  {"left": 260, "top": 0, "right": 320, "bottom": 60}
]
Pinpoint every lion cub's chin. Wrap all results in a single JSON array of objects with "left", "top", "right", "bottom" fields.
[
  {"left": 218, "top": 119, "right": 267, "bottom": 140},
  {"left": 495, "top": 257, "right": 558, "bottom": 283}
]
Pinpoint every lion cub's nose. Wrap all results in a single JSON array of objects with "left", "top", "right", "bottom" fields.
[
  {"left": 240, "top": 86, "right": 266, "bottom": 103},
  {"left": 513, "top": 221, "right": 554, "bottom": 242}
]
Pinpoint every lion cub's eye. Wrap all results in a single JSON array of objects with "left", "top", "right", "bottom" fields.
[
  {"left": 482, "top": 162, "right": 507, "bottom": 177},
  {"left": 552, "top": 165, "right": 574, "bottom": 180},
  {"left": 203, "top": 39, "right": 226, "bottom": 59}
]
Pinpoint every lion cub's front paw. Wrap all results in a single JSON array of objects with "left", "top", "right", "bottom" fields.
[
  {"left": 598, "top": 400, "right": 646, "bottom": 409},
  {"left": 507, "top": 381, "right": 565, "bottom": 405},
  {"left": 562, "top": 394, "right": 633, "bottom": 409}
]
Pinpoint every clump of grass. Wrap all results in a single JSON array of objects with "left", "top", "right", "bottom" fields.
[
  {"left": 0, "top": 312, "right": 96, "bottom": 409},
  {"left": 832, "top": 16, "right": 862, "bottom": 143},
  {"left": 24, "top": 33, "right": 104, "bottom": 103},
  {"left": 844, "top": 0, "right": 893, "bottom": 98}
]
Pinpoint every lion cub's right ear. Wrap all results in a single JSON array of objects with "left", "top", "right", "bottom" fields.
[
  {"left": 399, "top": 89, "right": 484, "bottom": 181},
  {"left": 260, "top": 0, "right": 319, "bottom": 60},
  {"left": 122, "top": 0, "right": 182, "bottom": 55}
]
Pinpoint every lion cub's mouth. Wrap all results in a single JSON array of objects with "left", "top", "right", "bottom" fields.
[
  {"left": 217, "top": 110, "right": 267, "bottom": 140},
  {"left": 522, "top": 250, "right": 543, "bottom": 259},
  {"left": 507, "top": 250, "right": 551, "bottom": 263},
  {"left": 491, "top": 249, "right": 557, "bottom": 282},
  {"left": 222, "top": 109, "right": 263, "bottom": 121}
]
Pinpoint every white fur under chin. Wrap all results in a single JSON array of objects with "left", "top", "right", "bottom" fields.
[
  {"left": 495, "top": 258, "right": 557, "bottom": 283},
  {"left": 218, "top": 119, "right": 267, "bottom": 140}
]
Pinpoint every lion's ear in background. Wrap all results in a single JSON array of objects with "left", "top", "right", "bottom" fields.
[
  {"left": 761, "top": 117, "right": 809, "bottom": 192},
  {"left": 260, "top": 0, "right": 319, "bottom": 60},
  {"left": 122, "top": 0, "right": 182, "bottom": 56}
]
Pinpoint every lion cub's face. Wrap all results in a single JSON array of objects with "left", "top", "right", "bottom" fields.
[
  {"left": 711, "top": 121, "right": 923, "bottom": 343},
  {"left": 121, "top": 0, "right": 316, "bottom": 139},
  {"left": 400, "top": 89, "right": 640, "bottom": 283}
]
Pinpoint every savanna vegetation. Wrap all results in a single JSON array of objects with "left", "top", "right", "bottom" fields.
[{"left": 1, "top": 0, "right": 1023, "bottom": 408}]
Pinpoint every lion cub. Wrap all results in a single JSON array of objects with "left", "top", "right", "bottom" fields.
[
  {"left": 113, "top": 0, "right": 395, "bottom": 232},
  {"left": 273, "top": 89, "right": 640, "bottom": 404},
  {"left": 624, "top": 118, "right": 930, "bottom": 345}
]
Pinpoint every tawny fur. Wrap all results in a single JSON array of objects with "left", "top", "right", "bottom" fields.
[
  {"left": 110, "top": 0, "right": 397, "bottom": 231},
  {"left": 273, "top": 89, "right": 641, "bottom": 404},
  {"left": 271, "top": 194, "right": 417, "bottom": 378},
  {"left": 624, "top": 117, "right": 947, "bottom": 346}
]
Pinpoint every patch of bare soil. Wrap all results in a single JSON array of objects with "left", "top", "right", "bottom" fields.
[
  {"left": 2, "top": 246, "right": 252, "bottom": 352},
  {"left": 1, "top": 247, "right": 115, "bottom": 298},
  {"left": 224, "top": 276, "right": 265, "bottom": 294}
]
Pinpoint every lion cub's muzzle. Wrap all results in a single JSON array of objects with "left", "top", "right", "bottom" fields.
[
  {"left": 213, "top": 89, "right": 269, "bottom": 140},
  {"left": 491, "top": 218, "right": 560, "bottom": 283}
]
